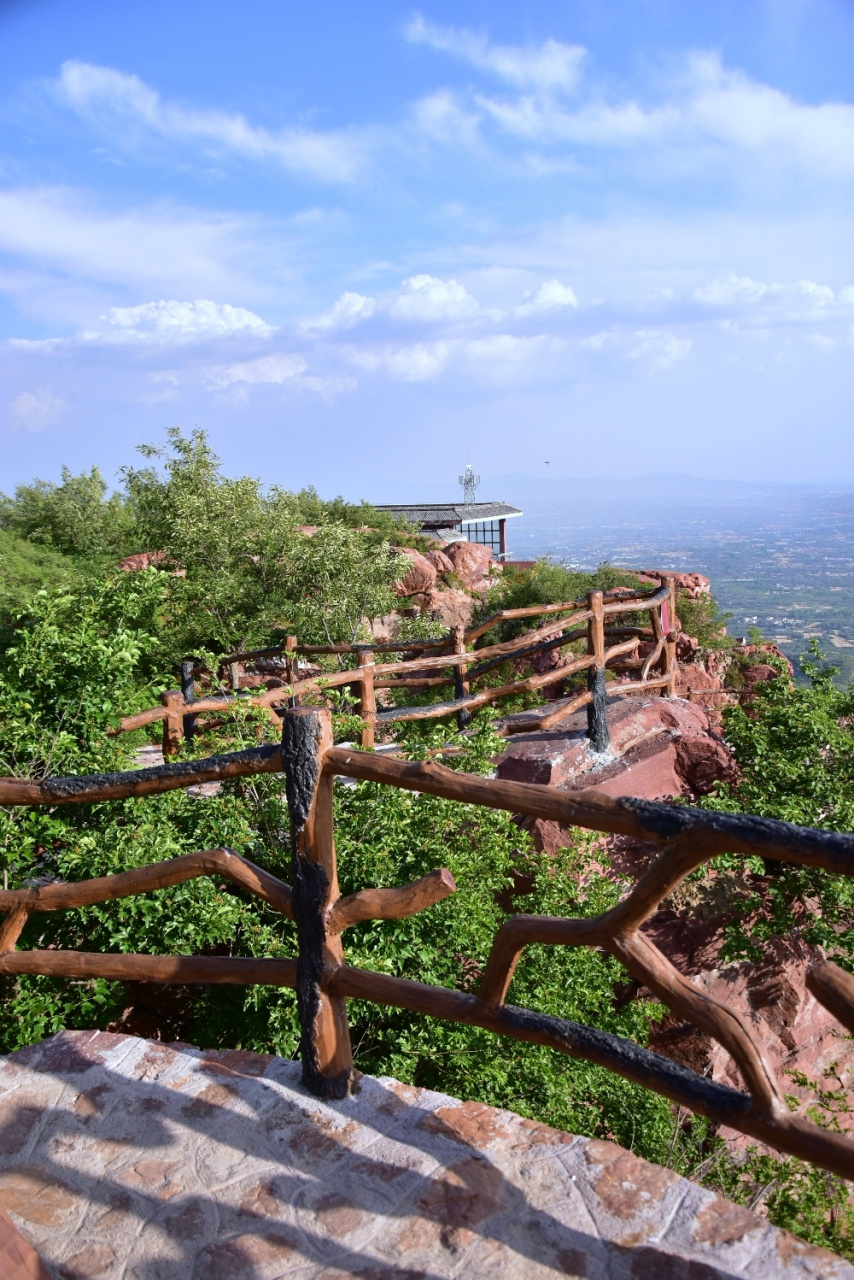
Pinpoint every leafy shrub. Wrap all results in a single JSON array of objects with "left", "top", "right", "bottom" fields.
[
  {"left": 699, "top": 642, "right": 854, "bottom": 963},
  {"left": 478, "top": 560, "right": 645, "bottom": 643},
  {"left": 676, "top": 591, "right": 733, "bottom": 651},
  {"left": 0, "top": 531, "right": 79, "bottom": 643},
  {"left": 0, "top": 466, "right": 133, "bottom": 561}
]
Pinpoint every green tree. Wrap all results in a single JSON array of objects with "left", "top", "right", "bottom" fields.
[
  {"left": 0, "top": 466, "right": 132, "bottom": 560},
  {"left": 121, "top": 427, "right": 407, "bottom": 655}
]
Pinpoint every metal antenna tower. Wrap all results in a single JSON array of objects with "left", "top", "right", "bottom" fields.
[{"left": 458, "top": 463, "right": 480, "bottom": 505}]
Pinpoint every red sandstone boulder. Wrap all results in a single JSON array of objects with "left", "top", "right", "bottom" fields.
[
  {"left": 443, "top": 541, "right": 494, "bottom": 592},
  {"left": 674, "top": 733, "right": 739, "bottom": 793},
  {"left": 416, "top": 587, "right": 475, "bottom": 631},
  {"left": 675, "top": 632, "right": 699, "bottom": 662},
  {"left": 740, "top": 662, "right": 778, "bottom": 695},
  {"left": 393, "top": 548, "right": 437, "bottom": 597},
  {"left": 649, "top": 935, "right": 854, "bottom": 1152},
  {"left": 675, "top": 663, "right": 727, "bottom": 711},
  {"left": 640, "top": 570, "right": 711, "bottom": 599},
  {"left": 735, "top": 643, "right": 795, "bottom": 677},
  {"left": 424, "top": 549, "right": 455, "bottom": 577},
  {"left": 497, "top": 696, "right": 736, "bottom": 800},
  {"left": 118, "top": 550, "right": 169, "bottom": 572}
]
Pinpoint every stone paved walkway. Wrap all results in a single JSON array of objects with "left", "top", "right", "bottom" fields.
[{"left": 0, "top": 1031, "right": 848, "bottom": 1279}]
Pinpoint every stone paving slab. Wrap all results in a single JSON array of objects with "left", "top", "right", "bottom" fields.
[{"left": 0, "top": 1031, "right": 848, "bottom": 1279}]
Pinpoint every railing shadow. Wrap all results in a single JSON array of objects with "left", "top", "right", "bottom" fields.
[{"left": 0, "top": 1031, "right": 772, "bottom": 1280}]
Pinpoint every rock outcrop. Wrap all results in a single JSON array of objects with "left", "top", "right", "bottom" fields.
[
  {"left": 443, "top": 540, "right": 495, "bottom": 593},
  {"left": 424, "top": 548, "right": 455, "bottom": 576},
  {"left": 118, "top": 550, "right": 169, "bottom": 572},
  {"left": 497, "top": 696, "right": 736, "bottom": 798},
  {"left": 415, "top": 586, "right": 477, "bottom": 631},
  {"left": 393, "top": 547, "right": 437, "bottom": 597},
  {"left": 639, "top": 570, "right": 711, "bottom": 599},
  {"left": 648, "top": 935, "right": 854, "bottom": 1150}
]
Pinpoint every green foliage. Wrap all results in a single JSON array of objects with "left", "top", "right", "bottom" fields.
[
  {"left": 0, "top": 466, "right": 133, "bottom": 561},
  {"left": 700, "top": 642, "right": 854, "bottom": 963},
  {"left": 719, "top": 644, "right": 853, "bottom": 833},
  {"left": 0, "top": 531, "right": 78, "bottom": 642},
  {"left": 477, "top": 559, "right": 645, "bottom": 643},
  {"left": 0, "top": 571, "right": 171, "bottom": 783},
  {"left": 677, "top": 591, "right": 734, "bottom": 651},
  {"left": 7, "top": 437, "right": 854, "bottom": 1260},
  {"left": 119, "top": 427, "right": 407, "bottom": 656}
]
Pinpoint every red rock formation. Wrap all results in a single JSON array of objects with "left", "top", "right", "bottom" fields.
[
  {"left": 424, "top": 549, "right": 455, "bottom": 577},
  {"left": 675, "top": 663, "right": 729, "bottom": 717},
  {"left": 497, "top": 696, "right": 736, "bottom": 799},
  {"left": 648, "top": 935, "right": 854, "bottom": 1151},
  {"left": 443, "top": 541, "right": 494, "bottom": 593},
  {"left": 415, "top": 587, "right": 475, "bottom": 630},
  {"left": 393, "top": 548, "right": 437, "bottom": 597},
  {"left": 118, "top": 550, "right": 169, "bottom": 572},
  {"left": 639, "top": 570, "right": 711, "bottom": 599}
]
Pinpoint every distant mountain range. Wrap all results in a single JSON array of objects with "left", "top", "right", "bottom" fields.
[{"left": 370, "top": 473, "right": 854, "bottom": 512}]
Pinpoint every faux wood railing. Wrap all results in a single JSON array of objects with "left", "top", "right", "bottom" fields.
[
  {"left": 1, "top": 706, "right": 854, "bottom": 1179},
  {"left": 112, "top": 581, "right": 678, "bottom": 754}
]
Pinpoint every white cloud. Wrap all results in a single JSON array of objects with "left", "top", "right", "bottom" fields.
[
  {"left": 685, "top": 53, "right": 854, "bottom": 177},
  {"left": 405, "top": 15, "right": 585, "bottom": 91},
  {"left": 203, "top": 351, "right": 356, "bottom": 398},
  {"left": 695, "top": 275, "right": 769, "bottom": 305},
  {"left": 695, "top": 275, "right": 841, "bottom": 321},
  {"left": 7, "top": 387, "right": 67, "bottom": 432},
  {"left": 517, "top": 279, "right": 578, "bottom": 314},
  {"left": 56, "top": 61, "right": 365, "bottom": 183},
  {"left": 390, "top": 274, "right": 480, "bottom": 321},
  {"left": 306, "top": 275, "right": 485, "bottom": 332},
  {"left": 0, "top": 187, "right": 261, "bottom": 299},
  {"left": 348, "top": 341, "right": 451, "bottom": 381},
  {"left": 408, "top": 34, "right": 854, "bottom": 180},
  {"left": 796, "top": 280, "right": 834, "bottom": 307},
  {"left": 629, "top": 329, "right": 692, "bottom": 371},
  {"left": 303, "top": 292, "right": 376, "bottom": 332},
  {"left": 582, "top": 331, "right": 613, "bottom": 351},
  {"left": 477, "top": 94, "right": 675, "bottom": 146},
  {"left": 806, "top": 334, "right": 837, "bottom": 352},
  {"left": 207, "top": 353, "right": 308, "bottom": 389},
  {"left": 410, "top": 90, "right": 482, "bottom": 148},
  {"left": 91, "top": 299, "right": 274, "bottom": 343},
  {"left": 345, "top": 331, "right": 554, "bottom": 385}
]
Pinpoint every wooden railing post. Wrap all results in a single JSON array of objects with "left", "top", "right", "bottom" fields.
[
  {"left": 281, "top": 707, "right": 354, "bottom": 1099},
  {"left": 356, "top": 648, "right": 376, "bottom": 750},
  {"left": 451, "top": 625, "right": 472, "bottom": 730},
  {"left": 285, "top": 635, "right": 299, "bottom": 708},
  {"left": 180, "top": 659, "right": 196, "bottom": 743},
  {"left": 663, "top": 575, "right": 678, "bottom": 698},
  {"left": 161, "top": 690, "right": 184, "bottom": 757},
  {"left": 586, "top": 591, "right": 610, "bottom": 753}
]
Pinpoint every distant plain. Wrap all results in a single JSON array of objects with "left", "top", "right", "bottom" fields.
[{"left": 492, "top": 477, "right": 854, "bottom": 685}]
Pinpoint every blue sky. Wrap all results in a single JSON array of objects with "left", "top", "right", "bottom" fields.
[{"left": 2, "top": 0, "right": 853, "bottom": 497}]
